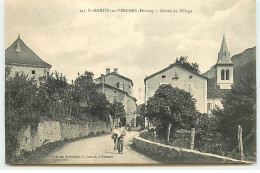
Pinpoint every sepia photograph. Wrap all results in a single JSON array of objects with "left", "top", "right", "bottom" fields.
[{"left": 4, "top": 0, "right": 256, "bottom": 165}]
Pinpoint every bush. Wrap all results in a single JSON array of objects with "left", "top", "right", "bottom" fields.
[
  {"left": 194, "top": 113, "right": 226, "bottom": 155},
  {"left": 213, "top": 78, "right": 256, "bottom": 160}
]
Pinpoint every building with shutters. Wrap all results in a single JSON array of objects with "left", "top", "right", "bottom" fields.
[
  {"left": 95, "top": 68, "right": 137, "bottom": 126},
  {"left": 5, "top": 35, "right": 51, "bottom": 79},
  {"left": 144, "top": 61, "right": 208, "bottom": 114}
]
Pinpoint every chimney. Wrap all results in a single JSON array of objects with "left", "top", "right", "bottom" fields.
[
  {"left": 16, "top": 34, "right": 21, "bottom": 52},
  {"left": 16, "top": 41, "right": 20, "bottom": 52},
  {"left": 114, "top": 68, "right": 118, "bottom": 74},
  {"left": 101, "top": 74, "right": 105, "bottom": 82},
  {"left": 106, "top": 68, "right": 110, "bottom": 74}
]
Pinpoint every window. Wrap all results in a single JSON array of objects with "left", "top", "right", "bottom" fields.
[
  {"left": 32, "top": 70, "right": 36, "bottom": 74},
  {"left": 172, "top": 72, "right": 179, "bottom": 80},
  {"left": 159, "top": 82, "right": 169, "bottom": 86},
  {"left": 188, "top": 75, "right": 193, "bottom": 79},
  {"left": 161, "top": 75, "right": 166, "bottom": 79},
  {"left": 116, "top": 82, "right": 120, "bottom": 88},
  {"left": 187, "top": 83, "right": 194, "bottom": 94},
  {"left": 221, "top": 70, "right": 225, "bottom": 80},
  {"left": 113, "top": 91, "right": 118, "bottom": 102},
  {"left": 226, "top": 70, "right": 229, "bottom": 80},
  {"left": 224, "top": 52, "right": 226, "bottom": 57}
]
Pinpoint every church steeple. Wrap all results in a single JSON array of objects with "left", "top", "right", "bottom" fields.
[
  {"left": 217, "top": 35, "right": 233, "bottom": 65},
  {"left": 215, "top": 35, "right": 234, "bottom": 90}
]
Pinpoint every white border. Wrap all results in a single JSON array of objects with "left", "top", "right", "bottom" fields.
[{"left": 0, "top": 0, "right": 259, "bottom": 171}]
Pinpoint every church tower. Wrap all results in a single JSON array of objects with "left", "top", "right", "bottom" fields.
[{"left": 215, "top": 35, "right": 234, "bottom": 89}]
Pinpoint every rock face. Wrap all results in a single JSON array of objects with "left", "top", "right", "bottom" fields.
[{"left": 203, "top": 46, "right": 256, "bottom": 83}]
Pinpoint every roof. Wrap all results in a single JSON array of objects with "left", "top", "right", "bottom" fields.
[
  {"left": 216, "top": 35, "right": 233, "bottom": 65},
  {"left": 207, "top": 77, "right": 231, "bottom": 99},
  {"left": 96, "top": 82, "right": 137, "bottom": 102},
  {"left": 5, "top": 35, "right": 52, "bottom": 68},
  {"left": 207, "top": 88, "right": 230, "bottom": 99},
  {"left": 96, "top": 72, "right": 133, "bottom": 86},
  {"left": 144, "top": 63, "right": 208, "bottom": 82}
]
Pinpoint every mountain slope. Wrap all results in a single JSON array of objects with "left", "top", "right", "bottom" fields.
[{"left": 203, "top": 46, "right": 256, "bottom": 85}]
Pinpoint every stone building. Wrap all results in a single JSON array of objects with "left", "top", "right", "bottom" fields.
[
  {"left": 144, "top": 62, "right": 208, "bottom": 114},
  {"left": 95, "top": 68, "right": 137, "bottom": 126},
  {"left": 207, "top": 35, "right": 234, "bottom": 115},
  {"left": 5, "top": 35, "right": 52, "bottom": 79}
]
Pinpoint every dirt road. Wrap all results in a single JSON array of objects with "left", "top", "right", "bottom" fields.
[{"left": 28, "top": 131, "right": 158, "bottom": 164}]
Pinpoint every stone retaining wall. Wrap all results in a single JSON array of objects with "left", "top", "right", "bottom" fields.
[
  {"left": 132, "top": 136, "right": 252, "bottom": 164},
  {"left": 17, "top": 120, "right": 111, "bottom": 156}
]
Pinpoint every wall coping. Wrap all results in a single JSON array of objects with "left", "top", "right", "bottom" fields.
[{"left": 134, "top": 136, "right": 253, "bottom": 164}]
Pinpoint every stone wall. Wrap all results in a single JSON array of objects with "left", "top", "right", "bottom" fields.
[
  {"left": 16, "top": 120, "right": 111, "bottom": 156},
  {"left": 132, "top": 136, "right": 251, "bottom": 164}
]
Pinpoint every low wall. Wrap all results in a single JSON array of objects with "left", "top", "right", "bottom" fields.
[
  {"left": 132, "top": 136, "right": 251, "bottom": 164},
  {"left": 17, "top": 120, "right": 111, "bottom": 156}
]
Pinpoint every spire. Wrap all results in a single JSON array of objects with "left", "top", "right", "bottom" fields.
[
  {"left": 220, "top": 34, "right": 228, "bottom": 52},
  {"left": 18, "top": 33, "right": 20, "bottom": 39},
  {"left": 217, "top": 34, "right": 233, "bottom": 65}
]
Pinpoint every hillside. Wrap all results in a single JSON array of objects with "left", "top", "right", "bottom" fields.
[{"left": 203, "top": 46, "right": 256, "bottom": 86}]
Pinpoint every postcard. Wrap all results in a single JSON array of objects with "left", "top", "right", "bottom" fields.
[{"left": 5, "top": 0, "right": 256, "bottom": 165}]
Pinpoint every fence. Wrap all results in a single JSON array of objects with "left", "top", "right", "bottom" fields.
[{"left": 141, "top": 124, "right": 253, "bottom": 162}]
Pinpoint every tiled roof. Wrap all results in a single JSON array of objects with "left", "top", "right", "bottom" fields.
[
  {"left": 5, "top": 36, "right": 51, "bottom": 68},
  {"left": 96, "top": 72, "right": 133, "bottom": 86},
  {"left": 144, "top": 63, "right": 208, "bottom": 82},
  {"left": 96, "top": 82, "right": 137, "bottom": 102},
  {"left": 207, "top": 77, "right": 230, "bottom": 99},
  {"left": 207, "top": 88, "right": 226, "bottom": 99}
]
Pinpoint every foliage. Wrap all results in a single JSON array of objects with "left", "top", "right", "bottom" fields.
[
  {"left": 171, "top": 56, "right": 200, "bottom": 73},
  {"left": 5, "top": 69, "right": 113, "bottom": 161},
  {"left": 107, "top": 101, "right": 126, "bottom": 119},
  {"left": 69, "top": 71, "right": 110, "bottom": 119},
  {"left": 194, "top": 113, "right": 226, "bottom": 155},
  {"left": 37, "top": 71, "right": 68, "bottom": 115},
  {"left": 213, "top": 78, "right": 256, "bottom": 159},
  {"left": 144, "top": 84, "right": 197, "bottom": 138},
  {"left": 5, "top": 72, "right": 40, "bottom": 161}
]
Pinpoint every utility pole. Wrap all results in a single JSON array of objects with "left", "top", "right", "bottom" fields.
[
  {"left": 101, "top": 74, "right": 105, "bottom": 93},
  {"left": 138, "top": 88, "right": 145, "bottom": 103},
  {"left": 238, "top": 125, "right": 244, "bottom": 160}
]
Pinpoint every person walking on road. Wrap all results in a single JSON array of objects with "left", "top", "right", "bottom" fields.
[
  {"left": 117, "top": 122, "right": 126, "bottom": 154},
  {"left": 111, "top": 127, "right": 120, "bottom": 150}
]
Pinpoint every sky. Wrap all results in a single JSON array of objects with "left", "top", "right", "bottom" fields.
[{"left": 5, "top": 0, "right": 256, "bottom": 104}]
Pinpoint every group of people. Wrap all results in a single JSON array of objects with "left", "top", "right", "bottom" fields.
[{"left": 111, "top": 122, "right": 126, "bottom": 154}]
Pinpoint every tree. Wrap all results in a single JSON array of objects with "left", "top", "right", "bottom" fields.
[
  {"left": 5, "top": 72, "right": 39, "bottom": 161},
  {"left": 37, "top": 71, "right": 68, "bottom": 115},
  {"left": 174, "top": 56, "right": 200, "bottom": 73},
  {"left": 145, "top": 84, "right": 197, "bottom": 138},
  {"left": 71, "top": 71, "right": 96, "bottom": 106},
  {"left": 69, "top": 71, "right": 111, "bottom": 120},
  {"left": 213, "top": 77, "right": 256, "bottom": 159},
  {"left": 107, "top": 101, "right": 126, "bottom": 126}
]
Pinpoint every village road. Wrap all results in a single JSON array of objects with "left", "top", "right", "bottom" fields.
[{"left": 29, "top": 131, "right": 158, "bottom": 164}]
